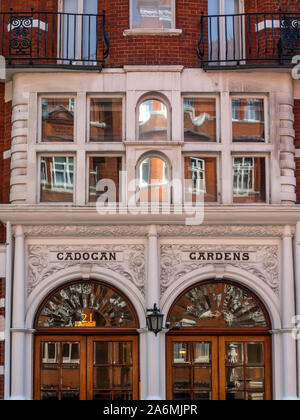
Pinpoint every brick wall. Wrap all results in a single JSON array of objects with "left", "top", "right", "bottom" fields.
[
  {"left": 0, "top": 83, "right": 11, "bottom": 243},
  {"left": 1, "top": 0, "right": 299, "bottom": 67}
]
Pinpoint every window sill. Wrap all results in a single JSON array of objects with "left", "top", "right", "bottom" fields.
[{"left": 123, "top": 28, "right": 183, "bottom": 37}]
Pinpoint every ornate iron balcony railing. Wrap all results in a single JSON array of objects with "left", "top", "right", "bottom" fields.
[
  {"left": 0, "top": 8, "right": 109, "bottom": 68},
  {"left": 197, "top": 11, "right": 300, "bottom": 68}
]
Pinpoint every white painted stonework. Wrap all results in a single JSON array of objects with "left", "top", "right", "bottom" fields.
[{"left": 27, "top": 243, "right": 146, "bottom": 296}]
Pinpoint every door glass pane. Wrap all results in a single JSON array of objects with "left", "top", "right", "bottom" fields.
[
  {"left": 246, "top": 392, "right": 264, "bottom": 400},
  {"left": 193, "top": 342, "right": 211, "bottom": 364},
  {"left": 194, "top": 367, "right": 211, "bottom": 389},
  {"left": 114, "top": 392, "right": 133, "bottom": 400},
  {"left": 173, "top": 343, "right": 189, "bottom": 364},
  {"left": 246, "top": 342, "right": 264, "bottom": 365},
  {"left": 62, "top": 367, "right": 80, "bottom": 390},
  {"left": 61, "top": 391, "right": 80, "bottom": 400},
  {"left": 62, "top": 343, "right": 80, "bottom": 364},
  {"left": 113, "top": 342, "right": 132, "bottom": 365},
  {"left": 94, "top": 367, "right": 112, "bottom": 389},
  {"left": 246, "top": 367, "right": 264, "bottom": 390},
  {"left": 112, "top": 367, "right": 132, "bottom": 389},
  {"left": 173, "top": 367, "right": 191, "bottom": 389},
  {"left": 173, "top": 391, "right": 191, "bottom": 400},
  {"left": 226, "top": 367, "right": 244, "bottom": 390},
  {"left": 39, "top": 340, "right": 81, "bottom": 401},
  {"left": 92, "top": 340, "right": 134, "bottom": 400},
  {"left": 93, "top": 391, "right": 112, "bottom": 400},
  {"left": 41, "top": 366, "right": 59, "bottom": 389},
  {"left": 42, "top": 342, "right": 58, "bottom": 363},
  {"left": 226, "top": 343, "right": 244, "bottom": 365},
  {"left": 94, "top": 342, "right": 111, "bottom": 364},
  {"left": 226, "top": 391, "right": 244, "bottom": 400},
  {"left": 41, "top": 391, "right": 59, "bottom": 400},
  {"left": 194, "top": 391, "right": 211, "bottom": 400}
]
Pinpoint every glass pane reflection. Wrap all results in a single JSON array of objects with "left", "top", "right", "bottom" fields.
[
  {"left": 168, "top": 282, "right": 268, "bottom": 329},
  {"left": 139, "top": 100, "right": 168, "bottom": 140},
  {"left": 37, "top": 282, "right": 137, "bottom": 329}
]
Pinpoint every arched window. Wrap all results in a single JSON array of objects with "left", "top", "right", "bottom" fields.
[
  {"left": 138, "top": 156, "right": 170, "bottom": 203},
  {"left": 167, "top": 281, "right": 269, "bottom": 329},
  {"left": 35, "top": 281, "right": 138, "bottom": 329},
  {"left": 138, "top": 98, "right": 169, "bottom": 141}
]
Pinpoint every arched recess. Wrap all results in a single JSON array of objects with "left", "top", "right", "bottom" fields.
[
  {"left": 164, "top": 273, "right": 275, "bottom": 401},
  {"left": 29, "top": 267, "right": 144, "bottom": 401},
  {"left": 161, "top": 265, "right": 280, "bottom": 330},
  {"left": 166, "top": 279, "right": 271, "bottom": 331},
  {"left": 136, "top": 91, "right": 172, "bottom": 141},
  {"left": 34, "top": 280, "right": 139, "bottom": 330},
  {"left": 26, "top": 264, "right": 145, "bottom": 330}
]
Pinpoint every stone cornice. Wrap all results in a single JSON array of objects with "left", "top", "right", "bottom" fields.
[{"left": 0, "top": 205, "right": 300, "bottom": 226}]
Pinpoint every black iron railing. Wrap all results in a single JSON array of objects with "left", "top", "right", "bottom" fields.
[
  {"left": 0, "top": 8, "right": 109, "bottom": 68},
  {"left": 197, "top": 11, "right": 300, "bottom": 67}
]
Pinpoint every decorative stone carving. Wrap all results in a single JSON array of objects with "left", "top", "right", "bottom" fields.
[
  {"left": 20, "top": 224, "right": 290, "bottom": 238},
  {"left": 158, "top": 225, "right": 288, "bottom": 237},
  {"left": 22, "top": 225, "right": 149, "bottom": 237},
  {"left": 27, "top": 244, "right": 146, "bottom": 296},
  {"left": 160, "top": 244, "right": 280, "bottom": 296}
]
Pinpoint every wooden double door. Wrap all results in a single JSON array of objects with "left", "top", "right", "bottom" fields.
[
  {"left": 166, "top": 336, "right": 272, "bottom": 401},
  {"left": 34, "top": 335, "right": 139, "bottom": 400}
]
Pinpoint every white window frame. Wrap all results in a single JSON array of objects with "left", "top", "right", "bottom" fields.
[
  {"left": 232, "top": 154, "right": 269, "bottom": 204},
  {"left": 38, "top": 153, "right": 76, "bottom": 204},
  {"left": 87, "top": 94, "right": 125, "bottom": 144},
  {"left": 230, "top": 95, "right": 269, "bottom": 143},
  {"left": 136, "top": 95, "right": 171, "bottom": 142},
  {"left": 129, "top": 0, "right": 176, "bottom": 30},
  {"left": 182, "top": 95, "right": 220, "bottom": 143},
  {"left": 86, "top": 154, "right": 125, "bottom": 205},
  {"left": 38, "top": 94, "right": 77, "bottom": 144}
]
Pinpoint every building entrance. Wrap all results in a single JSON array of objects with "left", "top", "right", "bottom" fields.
[
  {"left": 166, "top": 281, "right": 272, "bottom": 400},
  {"left": 33, "top": 281, "right": 139, "bottom": 400}
]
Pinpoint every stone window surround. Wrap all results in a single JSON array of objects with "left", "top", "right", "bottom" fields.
[
  {"left": 10, "top": 69, "right": 294, "bottom": 205},
  {"left": 34, "top": 90, "right": 270, "bottom": 205}
]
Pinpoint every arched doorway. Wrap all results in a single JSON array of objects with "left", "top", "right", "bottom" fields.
[
  {"left": 33, "top": 281, "right": 139, "bottom": 400},
  {"left": 166, "top": 280, "right": 272, "bottom": 401}
]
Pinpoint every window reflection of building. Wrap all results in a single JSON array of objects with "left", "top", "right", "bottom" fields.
[
  {"left": 139, "top": 157, "right": 169, "bottom": 203},
  {"left": 184, "top": 98, "right": 217, "bottom": 142},
  {"left": 89, "top": 98, "right": 122, "bottom": 142},
  {"left": 232, "top": 98, "right": 265, "bottom": 142},
  {"left": 233, "top": 157, "right": 266, "bottom": 203},
  {"left": 132, "top": 0, "right": 172, "bottom": 29},
  {"left": 139, "top": 99, "right": 168, "bottom": 140},
  {"left": 40, "top": 156, "right": 74, "bottom": 202},
  {"left": 88, "top": 156, "right": 122, "bottom": 203},
  {"left": 41, "top": 98, "right": 75, "bottom": 142},
  {"left": 184, "top": 157, "right": 217, "bottom": 203}
]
